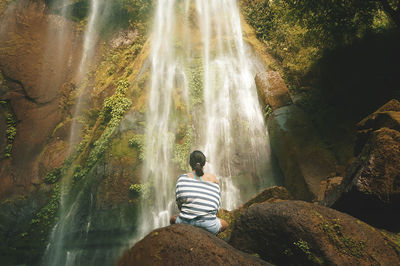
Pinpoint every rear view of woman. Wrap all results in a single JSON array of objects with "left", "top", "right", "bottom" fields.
[{"left": 170, "top": 150, "right": 228, "bottom": 235}]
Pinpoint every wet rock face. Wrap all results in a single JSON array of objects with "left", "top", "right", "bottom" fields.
[
  {"left": 255, "top": 71, "right": 292, "bottom": 110},
  {"left": 229, "top": 201, "right": 400, "bottom": 266},
  {"left": 267, "top": 105, "right": 337, "bottom": 201},
  {"left": 117, "top": 224, "right": 271, "bottom": 266},
  {"left": 0, "top": 0, "right": 81, "bottom": 198}
]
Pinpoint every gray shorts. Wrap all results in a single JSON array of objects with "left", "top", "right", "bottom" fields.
[{"left": 175, "top": 216, "right": 222, "bottom": 235}]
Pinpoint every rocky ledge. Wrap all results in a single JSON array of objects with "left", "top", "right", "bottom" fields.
[{"left": 117, "top": 224, "right": 271, "bottom": 266}]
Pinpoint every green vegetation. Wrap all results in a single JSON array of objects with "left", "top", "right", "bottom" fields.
[
  {"left": 84, "top": 79, "right": 132, "bottom": 170},
  {"left": 240, "top": 0, "right": 396, "bottom": 87},
  {"left": 173, "top": 126, "right": 192, "bottom": 171},
  {"left": 30, "top": 184, "right": 61, "bottom": 229},
  {"left": 0, "top": 100, "right": 17, "bottom": 158},
  {"left": 128, "top": 134, "right": 145, "bottom": 160},
  {"left": 293, "top": 239, "right": 323, "bottom": 264},
  {"left": 44, "top": 168, "right": 62, "bottom": 184},
  {"left": 187, "top": 58, "right": 204, "bottom": 106},
  {"left": 264, "top": 104, "right": 273, "bottom": 118},
  {"left": 314, "top": 212, "right": 366, "bottom": 258}
]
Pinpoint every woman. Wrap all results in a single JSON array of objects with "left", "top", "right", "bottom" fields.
[{"left": 170, "top": 150, "right": 228, "bottom": 235}]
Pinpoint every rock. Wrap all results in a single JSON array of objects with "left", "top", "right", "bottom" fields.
[
  {"left": 217, "top": 186, "right": 292, "bottom": 241},
  {"left": 267, "top": 105, "right": 337, "bottom": 201},
  {"left": 117, "top": 224, "right": 271, "bottom": 266},
  {"left": 355, "top": 99, "right": 400, "bottom": 155},
  {"left": 322, "top": 127, "right": 400, "bottom": 231},
  {"left": 0, "top": 0, "right": 81, "bottom": 198},
  {"left": 255, "top": 71, "right": 292, "bottom": 110},
  {"left": 240, "top": 186, "right": 293, "bottom": 208},
  {"left": 317, "top": 176, "right": 343, "bottom": 202},
  {"left": 229, "top": 200, "right": 400, "bottom": 265}
]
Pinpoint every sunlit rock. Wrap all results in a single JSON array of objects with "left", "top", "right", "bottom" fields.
[
  {"left": 117, "top": 224, "right": 271, "bottom": 266},
  {"left": 255, "top": 71, "right": 292, "bottom": 110}
]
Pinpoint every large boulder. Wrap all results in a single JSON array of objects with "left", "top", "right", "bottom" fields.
[
  {"left": 267, "top": 105, "right": 337, "bottom": 201},
  {"left": 355, "top": 99, "right": 400, "bottom": 155},
  {"left": 217, "top": 186, "right": 292, "bottom": 241},
  {"left": 229, "top": 201, "right": 400, "bottom": 265},
  {"left": 117, "top": 224, "right": 271, "bottom": 266},
  {"left": 255, "top": 71, "right": 292, "bottom": 110},
  {"left": 322, "top": 127, "right": 400, "bottom": 231}
]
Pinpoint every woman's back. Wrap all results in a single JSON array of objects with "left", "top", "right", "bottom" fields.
[{"left": 175, "top": 173, "right": 220, "bottom": 221}]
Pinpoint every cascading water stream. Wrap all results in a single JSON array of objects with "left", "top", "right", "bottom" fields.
[
  {"left": 42, "top": 1, "right": 113, "bottom": 265},
  {"left": 135, "top": 0, "right": 277, "bottom": 241},
  {"left": 69, "top": 0, "right": 109, "bottom": 147}
]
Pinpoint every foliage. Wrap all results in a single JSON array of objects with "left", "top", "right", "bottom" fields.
[
  {"left": 30, "top": 184, "right": 61, "bottom": 229},
  {"left": 264, "top": 104, "right": 273, "bottom": 118},
  {"left": 173, "top": 126, "right": 192, "bottom": 171},
  {"left": 1, "top": 101, "right": 17, "bottom": 158},
  {"left": 44, "top": 168, "right": 62, "bottom": 184},
  {"left": 293, "top": 239, "right": 323, "bottom": 264},
  {"left": 240, "top": 0, "right": 395, "bottom": 87},
  {"left": 128, "top": 134, "right": 145, "bottom": 160},
  {"left": 129, "top": 182, "right": 151, "bottom": 199},
  {"left": 85, "top": 79, "right": 132, "bottom": 170},
  {"left": 187, "top": 58, "right": 204, "bottom": 106}
]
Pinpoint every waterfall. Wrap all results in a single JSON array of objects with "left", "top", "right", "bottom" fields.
[
  {"left": 135, "top": 0, "right": 276, "bottom": 241},
  {"left": 42, "top": 1, "right": 115, "bottom": 265}
]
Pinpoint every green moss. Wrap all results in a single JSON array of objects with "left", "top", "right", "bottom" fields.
[
  {"left": 30, "top": 184, "right": 61, "bottom": 229},
  {"left": 187, "top": 58, "right": 204, "bottom": 106},
  {"left": 1, "top": 101, "right": 17, "bottom": 158},
  {"left": 128, "top": 134, "right": 145, "bottom": 161},
  {"left": 173, "top": 126, "right": 192, "bottom": 171},
  {"left": 264, "top": 104, "right": 273, "bottom": 119},
  {"left": 44, "top": 168, "right": 62, "bottom": 184},
  {"left": 315, "top": 212, "right": 366, "bottom": 258},
  {"left": 293, "top": 239, "right": 324, "bottom": 265}
]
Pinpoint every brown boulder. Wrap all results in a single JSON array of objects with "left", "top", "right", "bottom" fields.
[
  {"left": 217, "top": 186, "right": 292, "bottom": 241},
  {"left": 117, "top": 224, "right": 271, "bottom": 266},
  {"left": 229, "top": 200, "right": 400, "bottom": 265},
  {"left": 267, "top": 105, "right": 337, "bottom": 201},
  {"left": 255, "top": 71, "right": 292, "bottom": 110},
  {"left": 322, "top": 127, "right": 400, "bottom": 231},
  {"left": 355, "top": 99, "right": 400, "bottom": 155}
]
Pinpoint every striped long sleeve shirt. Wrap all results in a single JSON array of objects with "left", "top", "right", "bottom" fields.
[{"left": 175, "top": 174, "right": 221, "bottom": 221}]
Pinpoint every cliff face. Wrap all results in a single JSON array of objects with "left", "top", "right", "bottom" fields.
[
  {"left": 0, "top": 1, "right": 150, "bottom": 264},
  {"left": 0, "top": 0, "right": 81, "bottom": 199}
]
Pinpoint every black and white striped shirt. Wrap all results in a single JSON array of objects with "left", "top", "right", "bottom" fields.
[{"left": 175, "top": 174, "right": 221, "bottom": 221}]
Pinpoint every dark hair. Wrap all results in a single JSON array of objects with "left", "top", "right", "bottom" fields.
[{"left": 189, "top": 150, "right": 206, "bottom": 177}]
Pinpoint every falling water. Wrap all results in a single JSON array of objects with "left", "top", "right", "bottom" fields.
[
  {"left": 136, "top": 0, "right": 276, "bottom": 240},
  {"left": 42, "top": 1, "right": 116, "bottom": 265},
  {"left": 69, "top": 0, "right": 109, "bottom": 147}
]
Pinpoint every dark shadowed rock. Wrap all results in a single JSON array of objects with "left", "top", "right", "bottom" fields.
[
  {"left": 217, "top": 186, "right": 292, "bottom": 241},
  {"left": 267, "top": 105, "right": 337, "bottom": 201},
  {"left": 255, "top": 71, "right": 292, "bottom": 110},
  {"left": 117, "top": 224, "right": 271, "bottom": 266},
  {"left": 229, "top": 201, "right": 400, "bottom": 266},
  {"left": 322, "top": 127, "right": 400, "bottom": 231},
  {"left": 355, "top": 99, "right": 400, "bottom": 155}
]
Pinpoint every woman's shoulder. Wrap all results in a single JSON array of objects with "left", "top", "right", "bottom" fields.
[{"left": 203, "top": 173, "right": 218, "bottom": 184}]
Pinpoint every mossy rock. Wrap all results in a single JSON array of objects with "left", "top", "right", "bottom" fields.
[{"left": 229, "top": 200, "right": 400, "bottom": 265}]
